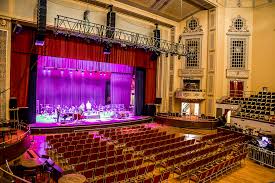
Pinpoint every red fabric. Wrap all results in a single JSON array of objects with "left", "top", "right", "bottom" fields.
[
  {"left": 37, "top": 33, "right": 157, "bottom": 103},
  {"left": 11, "top": 28, "right": 157, "bottom": 106},
  {"left": 10, "top": 29, "right": 35, "bottom": 107}
]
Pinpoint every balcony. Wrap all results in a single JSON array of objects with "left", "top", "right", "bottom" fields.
[
  {"left": 178, "top": 68, "right": 204, "bottom": 77},
  {"left": 175, "top": 89, "right": 206, "bottom": 102}
]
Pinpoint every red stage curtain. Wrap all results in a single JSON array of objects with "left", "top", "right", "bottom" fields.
[
  {"left": 10, "top": 29, "right": 35, "bottom": 107},
  {"left": 37, "top": 33, "right": 157, "bottom": 103},
  {"left": 11, "top": 28, "right": 157, "bottom": 106}
]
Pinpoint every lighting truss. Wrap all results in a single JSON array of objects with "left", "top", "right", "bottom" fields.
[{"left": 54, "top": 15, "right": 187, "bottom": 57}]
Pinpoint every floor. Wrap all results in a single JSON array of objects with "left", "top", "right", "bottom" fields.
[{"left": 25, "top": 123, "right": 275, "bottom": 183}]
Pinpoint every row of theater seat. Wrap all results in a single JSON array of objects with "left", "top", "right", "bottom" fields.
[
  {"left": 45, "top": 124, "right": 248, "bottom": 183},
  {"left": 190, "top": 153, "right": 247, "bottom": 183}
]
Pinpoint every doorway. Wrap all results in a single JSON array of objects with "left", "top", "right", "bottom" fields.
[
  {"left": 229, "top": 80, "right": 244, "bottom": 97},
  {"left": 181, "top": 102, "right": 200, "bottom": 116}
]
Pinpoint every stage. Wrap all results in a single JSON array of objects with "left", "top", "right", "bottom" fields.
[{"left": 30, "top": 116, "right": 152, "bottom": 134}]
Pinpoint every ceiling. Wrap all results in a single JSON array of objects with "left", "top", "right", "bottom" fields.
[
  {"left": 113, "top": 0, "right": 215, "bottom": 21},
  {"left": 78, "top": 0, "right": 215, "bottom": 27}
]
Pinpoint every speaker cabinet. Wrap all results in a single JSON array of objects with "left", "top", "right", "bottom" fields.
[
  {"left": 144, "top": 104, "right": 156, "bottom": 116},
  {"left": 106, "top": 11, "right": 116, "bottom": 38},
  {"left": 19, "top": 107, "right": 29, "bottom": 123},
  {"left": 153, "top": 29, "right": 160, "bottom": 48},
  {"left": 155, "top": 98, "right": 162, "bottom": 104},
  {"left": 36, "top": 0, "right": 47, "bottom": 45},
  {"left": 9, "top": 97, "right": 17, "bottom": 109}
]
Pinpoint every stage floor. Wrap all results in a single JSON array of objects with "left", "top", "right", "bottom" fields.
[{"left": 30, "top": 116, "right": 152, "bottom": 134}]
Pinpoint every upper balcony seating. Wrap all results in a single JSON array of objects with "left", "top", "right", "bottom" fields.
[{"left": 223, "top": 91, "right": 275, "bottom": 122}]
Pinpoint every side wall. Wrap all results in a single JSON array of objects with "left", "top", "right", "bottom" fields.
[{"left": 252, "top": 3, "right": 275, "bottom": 91}]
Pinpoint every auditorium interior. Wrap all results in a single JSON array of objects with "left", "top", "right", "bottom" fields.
[{"left": 0, "top": 0, "right": 275, "bottom": 182}]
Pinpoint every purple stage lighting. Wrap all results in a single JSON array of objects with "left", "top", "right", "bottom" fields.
[{"left": 36, "top": 56, "right": 133, "bottom": 110}]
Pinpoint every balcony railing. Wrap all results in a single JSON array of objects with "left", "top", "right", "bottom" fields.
[
  {"left": 175, "top": 88, "right": 206, "bottom": 101},
  {"left": 178, "top": 68, "right": 204, "bottom": 77}
]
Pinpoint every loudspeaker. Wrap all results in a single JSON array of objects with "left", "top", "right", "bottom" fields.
[
  {"left": 153, "top": 29, "right": 160, "bottom": 48},
  {"left": 36, "top": 0, "right": 47, "bottom": 46},
  {"left": 155, "top": 98, "right": 162, "bottom": 104},
  {"left": 106, "top": 5, "right": 116, "bottom": 39},
  {"left": 13, "top": 23, "right": 22, "bottom": 34},
  {"left": 9, "top": 98, "right": 17, "bottom": 109},
  {"left": 103, "top": 43, "right": 111, "bottom": 55},
  {"left": 83, "top": 10, "right": 90, "bottom": 21},
  {"left": 18, "top": 107, "right": 29, "bottom": 123},
  {"left": 150, "top": 51, "right": 160, "bottom": 61},
  {"left": 144, "top": 104, "right": 156, "bottom": 116}
]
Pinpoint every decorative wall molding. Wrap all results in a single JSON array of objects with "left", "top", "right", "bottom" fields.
[
  {"left": 179, "top": 17, "right": 203, "bottom": 39},
  {"left": 228, "top": 15, "right": 249, "bottom": 34},
  {"left": 226, "top": 69, "right": 249, "bottom": 79},
  {"left": 178, "top": 68, "right": 204, "bottom": 77},
  {"left": 175, "top": 90, "right": 206, "bottom": 101},
  {"left": 183, "top": 17, "right": 203, "bottom": 34},
  {"left": 0, "top": 29, "right": 7, "bottom": 120},
  {"left": 0, "top": 17, "right": 10, "bottom": 30}
]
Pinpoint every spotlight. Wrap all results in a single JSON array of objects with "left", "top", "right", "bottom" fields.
[
  {"left": 103, "top": 43, "right": 112, "bottom": 55},
  {"left": 60, "top": 70, "right": 64, "bottom": 75},
  {"left": 13, "top": 23, "right": 22, "bottom": 34}
]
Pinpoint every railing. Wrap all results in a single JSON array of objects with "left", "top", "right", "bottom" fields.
[
  {"left": 0, "top": 166, "right": 31, "bottom": 183},
  {"left": 248, "top": 144, "right": 275, "bottom": 168},
  {"left": 176, "top": 88, "right": 206, "bottom": 92},
  {"left": 216, "top": 90, "right": 257, "bottom": 104},
  {"left": 175, "top": 88, "right": 206, "bottom": 100},
  {"left": 0, "top": 122, "right": 31, "bottom": 165},
  {"left": 54, "top": 15, "right": 187, "bottom": 56},
  {"left": 227, "top": 90, "right": 257, "bottom": 98},
  {"left": 0, "top": 122, "right": 30, "bottom": 147}
]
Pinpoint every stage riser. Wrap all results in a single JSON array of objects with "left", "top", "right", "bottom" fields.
[
  {"left": 155, "top": 116, "right": 218, "bottom": 129},
  {"left": 30, "top": 117, "right": 152, "bottom": 134}
]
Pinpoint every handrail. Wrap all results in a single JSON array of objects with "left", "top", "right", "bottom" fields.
[
  {"left": 0, "top": 167, "right": 31, "bottom": 183},
  {"left": 5, "top": 160, "right": 13, "bottom": 175},
  {"left": 0, "top": 123, "right": 30, "bottom": 147},
  {"left": 176, "top": 88, "right": 206, "bottom": 92}
]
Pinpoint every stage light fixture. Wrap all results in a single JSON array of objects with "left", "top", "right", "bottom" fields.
[
  {"left": 13, "top": 23, "right": 23, "bottom": 34},
  {"left": 103, "top": 43, "right": 111, "bottom": 55}
]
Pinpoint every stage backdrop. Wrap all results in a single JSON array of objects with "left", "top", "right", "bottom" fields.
[{"left": 37, "top": 56, "right": 133, "bottom": 109}]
